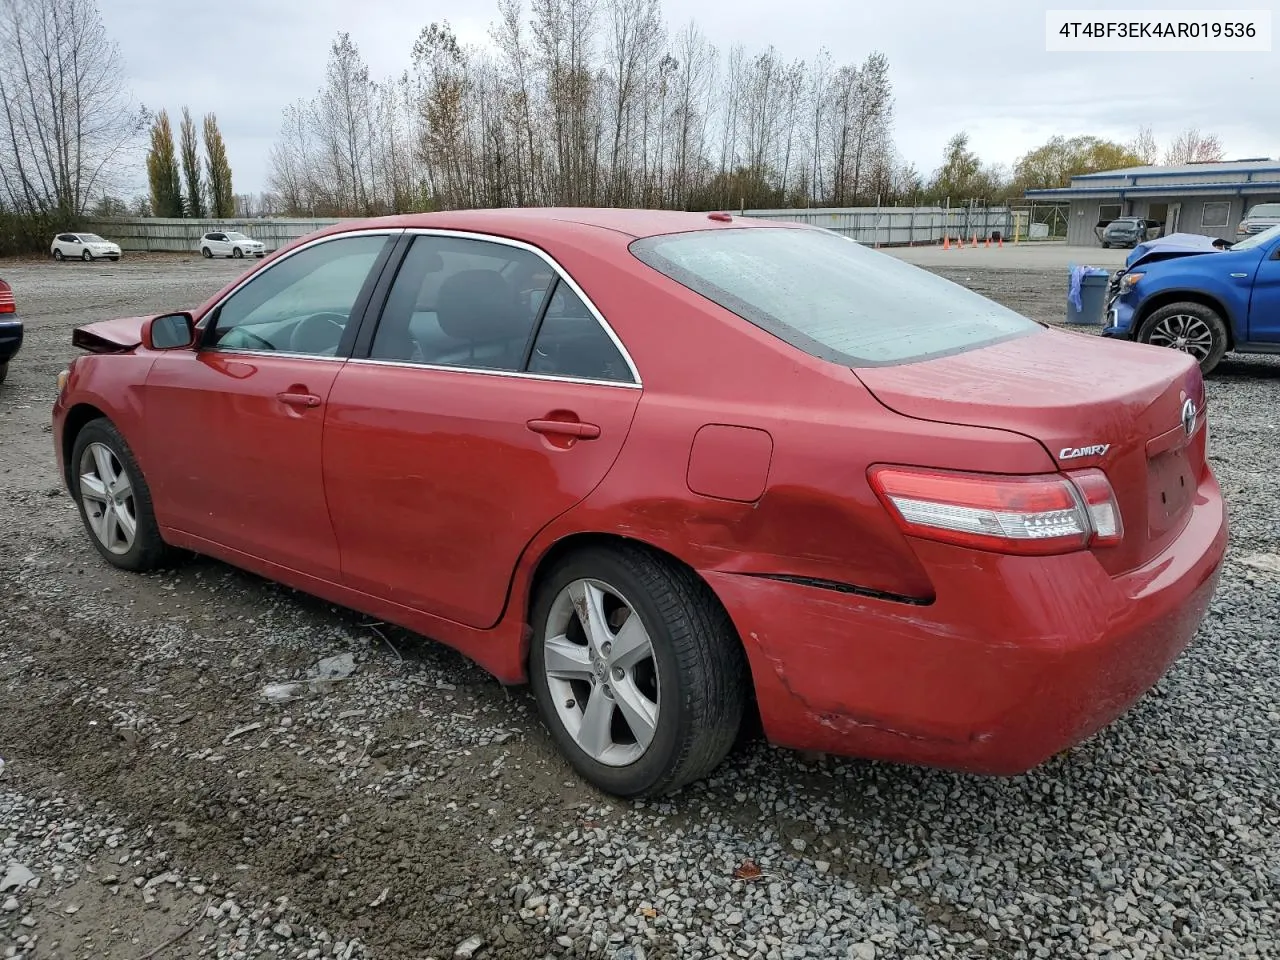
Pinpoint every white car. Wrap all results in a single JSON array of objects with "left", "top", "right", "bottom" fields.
[
  {"left": 51, "top": 233, "right": 122, "bottom": 262},
  {"left": 198, "top": 231, "right": 266, "bottom": 259}
]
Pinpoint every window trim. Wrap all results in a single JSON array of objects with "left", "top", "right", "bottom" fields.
[
  {"left": 354, "top": 227, "right": 642, "bottom": 388},
  {"left": 194, "top": 228, "right": 402, "bottom": 360},
  {"left": 1098, "top": 203, "right": 1123, "bottom": 223},
  {"left": 1200, "top": 201, "right": 1230, "bottom": 229}
]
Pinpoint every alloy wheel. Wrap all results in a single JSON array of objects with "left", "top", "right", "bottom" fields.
[
  {"left": 1147, "top": 313, "right": 1214, "bottom": 361},
  {"left": 542, "top": 578, "right": 661, "bottom": 767},
  {"left": 78, "top": 441, "right": 137, "bottom": 555}
]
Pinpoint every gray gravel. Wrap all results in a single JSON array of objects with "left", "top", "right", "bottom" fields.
[{"left": 1, "top": 252, "right": 1278, "bottom": 959}]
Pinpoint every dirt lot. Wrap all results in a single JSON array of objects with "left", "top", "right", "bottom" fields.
[{"left": 1, "top": 252, "right": 1277, "bottom": 960}]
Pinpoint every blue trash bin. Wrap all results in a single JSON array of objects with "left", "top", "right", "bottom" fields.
[{"left": 1066, "top": 265, "right": 1111, "bottom": 325}]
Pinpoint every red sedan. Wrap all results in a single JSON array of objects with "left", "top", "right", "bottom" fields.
[{"left": 52, "top": 209, "right": 1228, "bottom": 797}]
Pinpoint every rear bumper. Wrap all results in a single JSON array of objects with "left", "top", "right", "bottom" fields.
[
  {"left": 708, "top": 470, "right": 1228, "bottom": 774},
  {"left": 0, "top": 319, "right": 22, "bottom": 362}
]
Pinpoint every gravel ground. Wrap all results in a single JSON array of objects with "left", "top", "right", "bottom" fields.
[{"left": 1, "top": 252, "right": 1278, "bottom": 960}]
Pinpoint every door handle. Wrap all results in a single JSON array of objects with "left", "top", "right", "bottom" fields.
[
  {"left": 527, "top": 418, "right": 600, "bottom": 439},
  {"left": 277, "top": 391, "right": 321, "bottom": 408},
  {"left": 1230, "top": 272, "right": 1248, "bottom": 278}
]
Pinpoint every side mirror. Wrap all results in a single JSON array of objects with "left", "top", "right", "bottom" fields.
[{"left": 144, "top": 312, "right": 196, "bottom": 350}]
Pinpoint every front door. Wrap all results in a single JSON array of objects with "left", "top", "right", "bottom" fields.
[
  {"left": 145, "top": 232, "right": 395, "bottom": 580},
  {"left": 323, "top": 233, "right": 642, "bottom": 628},
  {"left": 1247, "top": 239, "right": 1280, "bottom": 343}
]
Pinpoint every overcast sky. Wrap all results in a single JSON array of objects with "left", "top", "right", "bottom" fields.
[{"left": 109, "top": 0, "right": 1278, "bottom": 197}]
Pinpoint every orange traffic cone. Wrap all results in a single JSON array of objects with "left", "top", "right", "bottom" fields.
[
  {"left": 943, "top": 235, "right": 951, "bottom": 250},
  {"left": 998, "top": 234, "right": 1004, "bottom": 248},
  {"left": 972, "top": 232, "right": 978, "bottom": 246},
  {"left": 985, "top": 235, "right": 991, "bottom": 248}
]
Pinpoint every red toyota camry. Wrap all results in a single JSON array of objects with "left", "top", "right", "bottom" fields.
[{"left": 52, "top": 209, "right": 1228, "bottom": 797}]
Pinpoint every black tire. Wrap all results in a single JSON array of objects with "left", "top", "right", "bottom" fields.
[
  {"left": 233, "top": 247, "right": 243, "bottom": 259},
  {"left": 1101, "top": 241, "right": 1111, "bottom": 249},
  {"left": 81, "top": 249, "right": 92, "bottom": 262},
  {"left": 529, "top": 544, "right": 749, "bottom": 798},
  {"left": 69, "top": 418, "right": 172, "bottom": 572},
  {"left": 1136, "top": 301, "right": 1229, "bottom": 376},
  {"left": 0, "top": 360, "right": 7, "bottom": 384},
  {"left": 201, "top": 247, "right": 212, "bottom": 259},
  {"left": 53, "top": 249, "right": 64, "bottom": 261}
]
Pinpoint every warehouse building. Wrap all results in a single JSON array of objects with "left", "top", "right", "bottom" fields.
[{"left": 1025, "top": 158, "right": 1280, "bottom": 246}]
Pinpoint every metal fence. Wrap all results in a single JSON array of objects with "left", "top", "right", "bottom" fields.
[
  {"left": 740, "top": 206, "right": 1019, "bottom": 246},
  {"left": 82, "top": 217, "right": 347, "bottom": 252}
]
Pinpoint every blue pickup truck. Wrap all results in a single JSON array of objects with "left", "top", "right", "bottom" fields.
[
  {"left": 0, "top": 277, "right": 21, "bottom": 385},
  {"left": 1103, "top": 223, "right": 1280, "bottom": 374}
]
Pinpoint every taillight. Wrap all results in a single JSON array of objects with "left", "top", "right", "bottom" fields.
[
  {"left": 0, "top": 279, "right": 14, "bottom": 314},
  {"left": 869, "top": 465, "right": 1122, "bottom": 556}
]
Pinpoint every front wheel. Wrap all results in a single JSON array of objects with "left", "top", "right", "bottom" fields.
[
  {"left": 81, "top": 249, "right": 92, "bottom": 262},
  {"left": 529, "top": 545, "right": 749, "bottom": 798},
  {"left": 1136, "top": 301, "right": 1229, "bottom": 375},
  {"left": 233, "top": 247, "right": 243, "bottom": 258},
  {"left": 69, "top": 418, "right": 172, "bottom": 571}
]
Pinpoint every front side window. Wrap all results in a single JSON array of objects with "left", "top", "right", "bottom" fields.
[
  {"left": 370, "top": 235, "right": 554, "bottom": 372},
  {"left": 206, "top": 234, "right": 387, "bottom": 356},
  {"left": 630, "top": 227, "right": 1040, "bottom": 366}
]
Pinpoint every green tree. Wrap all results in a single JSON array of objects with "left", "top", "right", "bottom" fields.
[
  {"left": 1013, "top": 135, "right": 1144, "bottom": 191},
  {"left": 145, "top": 110, "right": 184, "bottom": 217},
  {"left": 179, "top": 107, "right": 205, "bottom": 217},
  {"left": 203, "top": 113, "right": 235, "bottom": 217}
]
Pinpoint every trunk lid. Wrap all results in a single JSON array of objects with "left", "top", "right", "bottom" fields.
[{"left": 854, "top": 328, "right": 1207, "bottom": 575}]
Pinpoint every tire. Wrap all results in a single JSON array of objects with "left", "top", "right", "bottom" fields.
[
  {"left": 201, "top": 247, "right": 212, "bottom": 259},
  {"left": 69, "top": 418, "right": 172, "bottom": 572},
  {"left": 53, "top": 249, "right": 64, "bottom": 261},
  {"left": 233, "top": 247, "right": 243, "bottom": 259},
  {"left": 0, "top": 361, "right": 7, "bottom": 384},
  {"left": 1102, "top": 241, "right": 1111, "bottom": 249},
  {"left": 529, "top": 544, "right": 749, "bottom": 798},
  {"left": 1136, "top": 301, "right": 1229, "bottom": 376},
  {"left": 81, "top": 249, "right": 92, "bottom": 262}
]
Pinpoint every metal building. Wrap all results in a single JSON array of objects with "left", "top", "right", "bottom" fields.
[{"left": 1024, "top": 159, "right": 1280, "bottom": 246}]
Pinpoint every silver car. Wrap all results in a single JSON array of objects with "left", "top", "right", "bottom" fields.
[{"left": 1237, "top": 202, "right": 1280, "bottom": 238}]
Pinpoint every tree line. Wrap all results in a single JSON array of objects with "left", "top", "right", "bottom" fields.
[
  {"left": 145, "top": 107, "right": 236, "bottom": 218},
  {"left": 0, "top": 0, "right": 1236, "bottom": 255}
]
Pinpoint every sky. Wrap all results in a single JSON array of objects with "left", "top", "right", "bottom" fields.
[{"left": 108, "top": 0, "right": 1279, "bottom": 197}]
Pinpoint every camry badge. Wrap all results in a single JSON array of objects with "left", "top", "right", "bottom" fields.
[
  {"left": 1059, "top": 444, "right": 1110, "bottom": 460},
  {"left": 1181, "top": 398, "right": 1197, "bottom": 437}
]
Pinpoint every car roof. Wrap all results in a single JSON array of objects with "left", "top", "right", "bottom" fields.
[{"left": 307, "top": 208, "right": 797, "bottom": 245}]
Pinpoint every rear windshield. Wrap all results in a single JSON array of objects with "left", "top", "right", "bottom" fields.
[
  {"left": 629, "top": 226, "right": 1040, "bottom": 366},
  {"left": 1246, "top": 203, "right": 1280, "bottom": 218}
]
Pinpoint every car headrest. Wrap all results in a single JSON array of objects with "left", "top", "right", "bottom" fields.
[{"left": 435, "top": 269, "right": 525, "bottom": 342}]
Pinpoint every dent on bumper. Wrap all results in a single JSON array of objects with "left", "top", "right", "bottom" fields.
[{"left": 707, "top": 474, "right": 1228, "bottom": 774}]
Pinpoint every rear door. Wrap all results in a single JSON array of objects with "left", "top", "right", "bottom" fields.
[
  {"left": 145, "top": 231, "right": 397, "bottom": 579},
  {"left": 1246, "top": 238, "right": 1280, "bottom": 342},
  {"left": 323, "top": 232, "right": 642, "bottom": 628}
]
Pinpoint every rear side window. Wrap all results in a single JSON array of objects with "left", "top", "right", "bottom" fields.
[{"left": 630, "top": 227, "right": 1040, "bottom": 366}]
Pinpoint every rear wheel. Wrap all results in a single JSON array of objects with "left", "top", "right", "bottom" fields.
[
  {"left": 1136, "top": 301, "right": 1229, "bottom": 375},
  {"left": 529, "top": 544, "right": 748, "bottom": 798},
  {"left": 53, "top": 249, "right": 64, "bottom": 261},
  {"left": 201, "top": 247, "right": 212, "bottom": 258},
  {"left": 69, "top": 418, "right": 172, "bottom": 571}
]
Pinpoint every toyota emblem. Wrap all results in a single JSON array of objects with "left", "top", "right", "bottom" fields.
[{"left": 1181, "top": 397, "right": 1197, "bottom": 437}]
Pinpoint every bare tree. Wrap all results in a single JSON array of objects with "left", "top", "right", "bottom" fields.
[
  {"left": 1163, "top": 127, "right": 1225, "bottom": 165},
  {"left": 1131, "top": 124, "right": 1160, "bottom": 165},
  {"left": 0, "top": 0, "right": 144, "bottom": 223}
]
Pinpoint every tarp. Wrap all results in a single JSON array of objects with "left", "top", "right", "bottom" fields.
[{"left": 1068, "top": 264, "right": 1109, "bottom": 312}]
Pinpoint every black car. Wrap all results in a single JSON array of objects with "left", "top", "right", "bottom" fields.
[
  {"left": 0, "top": 278, "right": 22, "bottom": 384},
  {"left": 1101, "top": 217, "right": 1157, "bottom": 249}
]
